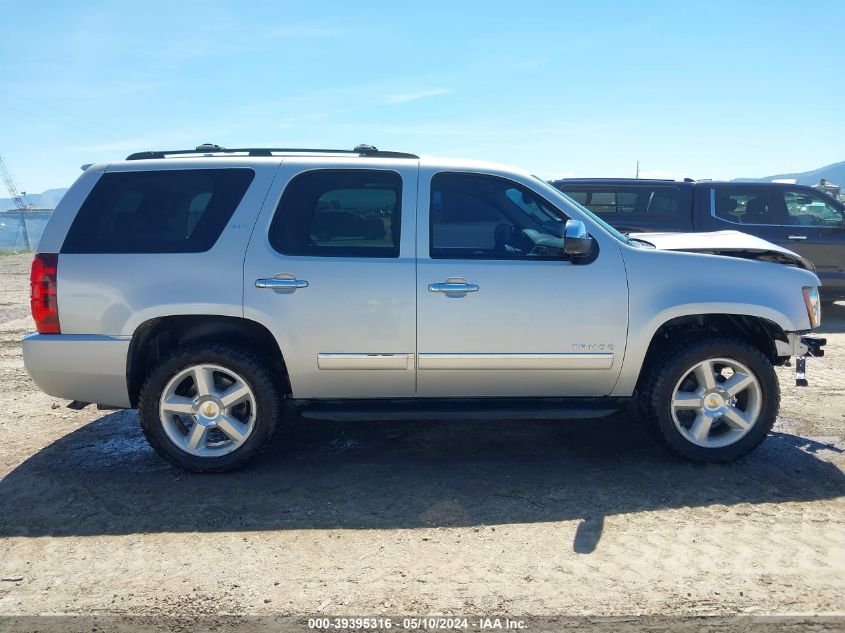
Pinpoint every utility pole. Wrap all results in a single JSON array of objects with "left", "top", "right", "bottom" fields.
[
  {"left": 635, "top": 160, "right": 640, "bottom": 179},
  {"left": 0, "top": 154, "right": 31, "bottom": 251}
]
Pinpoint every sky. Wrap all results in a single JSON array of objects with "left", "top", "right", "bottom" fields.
[{"left": 1, "top": 0, "right": 844, "bottom": 193}]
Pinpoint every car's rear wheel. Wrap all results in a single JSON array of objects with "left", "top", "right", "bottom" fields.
[
  {"left": 138, "top": 342, "right": 280, "bottom": 472},
  {"left": 640, "top": 337, "right": 779, "bottom": 462}
]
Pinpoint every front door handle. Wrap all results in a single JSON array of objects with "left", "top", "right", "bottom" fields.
[
  {"left": 428, "top": 281, "right": 479, "bottom": 294},
  {"left": 788, "top": 235, "right": 807, "bottom": 241},
  {"left": 256, "top": 278, "right": 309, "bottom": 290}
]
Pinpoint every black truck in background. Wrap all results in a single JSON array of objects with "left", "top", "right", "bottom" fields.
[{"left": 551, "top": 178, "right": 845, "bottom": 302}]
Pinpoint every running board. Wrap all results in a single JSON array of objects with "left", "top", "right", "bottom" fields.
[{"left": 295, "top": 397, "right": 626, "bottom": 422}]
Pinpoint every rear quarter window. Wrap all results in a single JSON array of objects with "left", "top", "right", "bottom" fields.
[
  {"left": 561, "top": 186, "right": 682, "bottom": 218},
  {"left": 61, "top": 168, "right": 255, "bottom": 254}
]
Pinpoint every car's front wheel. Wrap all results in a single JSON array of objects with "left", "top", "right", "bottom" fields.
[
  {"left": 640, "top": 337, "right": 779, "bottom": 462},
  {"left": 138, "top": 342, "right": 281, "bottom": 472}
]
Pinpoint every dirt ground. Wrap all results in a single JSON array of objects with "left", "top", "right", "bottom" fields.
[{"left": 0, "top": 252, "right": 843, "bottom": 628}]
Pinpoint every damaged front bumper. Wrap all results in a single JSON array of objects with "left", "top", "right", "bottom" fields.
[{"left": 775, "top": 333, "right": 827, "bottom": 386}]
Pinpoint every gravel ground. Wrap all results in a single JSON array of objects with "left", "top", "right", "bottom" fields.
[{"left": 0, "top": 252, "right": 843, "bottom": 629}]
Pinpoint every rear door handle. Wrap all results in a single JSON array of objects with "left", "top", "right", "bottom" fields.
[
  {"left": 428, "top": 282, "right": 479, "bottom": 293},
  {"left": 788, "top": 235, "right": 807, "bottom": 241},
  {"left": 256, "top": 278, "right": 309, "bottom": 290}
]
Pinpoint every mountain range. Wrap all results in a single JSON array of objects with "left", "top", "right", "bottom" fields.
[
  {"left": 734, "top": 160, "right": 845, "bottom": 186},
  {"left": 0, "top": 188, "right": 70, "bottom": 211},
  {"left": 2, "top": 160, "right": 844, "bottom": 211}
]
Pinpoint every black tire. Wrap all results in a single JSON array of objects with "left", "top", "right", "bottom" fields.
[
  {"left": 138, "top": 341, "right": 281, "bottom": 472},
  {"left": 638, "top": 336, "right": 779, "bottom": 462}
]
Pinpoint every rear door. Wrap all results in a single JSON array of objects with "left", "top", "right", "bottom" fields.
[
  {"left": 699, "top": 184, "right": 788, "bottom": 244},
  {"left": 243, "top": 160, "right": 418, "bottom": 399}
]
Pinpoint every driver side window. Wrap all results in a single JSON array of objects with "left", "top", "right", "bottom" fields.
[
  {"left": 781, "top": 188, "right": 845, "bottom": 227},
  {"left": 429, "top": 172, "right": 568, "bottom": 259}
]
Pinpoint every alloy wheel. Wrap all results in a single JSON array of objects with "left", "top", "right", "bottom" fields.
[
  {"left": 158, "top": 363, "right": 257, "bottom": 457},
  {"left": 670, "top": 357, "right": 762, "bottom": 448}
]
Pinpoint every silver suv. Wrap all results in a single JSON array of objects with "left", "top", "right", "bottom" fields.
[{"left": 24, "top": 144, "right": 826, "bottom": 471}]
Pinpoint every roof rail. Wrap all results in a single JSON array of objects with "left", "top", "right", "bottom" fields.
[
  {"left": 552, "top": 177, "right": 677, "bottom": 182},
  {"left": 125, "top": 143, "right": 419, "bottom": 161}
]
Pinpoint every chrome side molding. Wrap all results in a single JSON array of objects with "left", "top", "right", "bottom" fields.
[
  {"left": 417, "top": 352, "right": 614, "bottom": 371},
  {"left": 317, "top": 353, "right": 414, "bottom": 370}
]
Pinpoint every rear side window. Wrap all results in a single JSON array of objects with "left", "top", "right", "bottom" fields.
[
  {"left": 270, "top": 170, "right": 401, "bottom": 258},
  {"left": 561, "top": 186, "right": 681, "bottom": 218},
  {"left": 712, "top": 187, "right": 774, "bottom": 225},
  {"left": 62, "top": 169, "right": 254, "bottom": 254}
]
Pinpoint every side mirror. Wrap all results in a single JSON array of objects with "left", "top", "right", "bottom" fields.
[{"left": 563, "top": 219, "right": 594, "bottom": 257}]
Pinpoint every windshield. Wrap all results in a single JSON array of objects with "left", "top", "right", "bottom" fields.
[{"left": 531, "top": 176, "right": 633, "bottom": 245}]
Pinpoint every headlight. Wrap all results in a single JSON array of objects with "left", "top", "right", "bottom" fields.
[{"left": 803, "top": 286, "right": 821, "bottom": 328}]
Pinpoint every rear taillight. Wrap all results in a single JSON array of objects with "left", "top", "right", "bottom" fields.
[{"left": 30, "top": 253, "right": 60, "bottom": 334}]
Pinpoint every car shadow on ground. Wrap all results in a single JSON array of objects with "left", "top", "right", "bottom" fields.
[{"left": 1, "top": 409, "right": 843, "bottom": 553}]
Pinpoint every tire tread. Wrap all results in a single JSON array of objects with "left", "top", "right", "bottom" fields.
[
  {"left": 138, "top": 341, "right": 281, "bottom": 473},
  {"left": 637, "top": 335, "right": 779, "bottom": 462}
]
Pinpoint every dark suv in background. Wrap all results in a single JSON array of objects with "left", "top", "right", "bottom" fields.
[{"left": 551, "top": 178, "right": 845, "bottom": 302}]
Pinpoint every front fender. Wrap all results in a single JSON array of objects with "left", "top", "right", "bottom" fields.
[{"left": 611, "top": 247, "right": 817, "bottom": 397}]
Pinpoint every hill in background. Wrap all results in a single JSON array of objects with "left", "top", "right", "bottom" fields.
[
  {"left": 735, "top": 160, "right": 845, "bottom": 186},
  {"left": 0, "top": 188, "right": 69, "bottom": 211}
]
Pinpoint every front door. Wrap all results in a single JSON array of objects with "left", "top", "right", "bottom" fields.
[
  {"left": 415, "top": 169, "right": 629, "bottom": 398},
  {"left": 771, "top": 186, "right": 845, "bottom": 294},
  {"left": 244, "top": 161, "right": 418, "bottom": 398}
]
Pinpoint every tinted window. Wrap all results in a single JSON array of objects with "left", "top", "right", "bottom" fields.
[
  {"left": 270, "top": 170, "right": 401, "bottom": 258},
  {"left": 713, "top": 187, "right": 774, "bottom": 225},
  {"left": 560, "top": 186, "right": 681, "bottom": 218},
  {"left": 430, "top": 173, "right": 567, "bottom": 259},
  {"left": 780, "top": 188, "right": 845, "bottom": 227},
  {"left": 566, "top": 191, "right": 588, "bottom": 205},
  {"left": 62, "top": 169, "right": 254, "bottom": 254}
]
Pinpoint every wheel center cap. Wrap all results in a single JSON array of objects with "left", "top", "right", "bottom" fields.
[
  {"left": 702, "top": 389, "right": 728, "bottom": 412},
  {"left": 194, "top": 397, "right": 221, "bottom": 422}
]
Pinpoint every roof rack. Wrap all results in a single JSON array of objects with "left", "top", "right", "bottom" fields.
[
  {"left": 552, "top": 177, "right": 677, "bottom": 182},
  {"left": 125, "top": 143, "right": 419, "bottom": 161}
]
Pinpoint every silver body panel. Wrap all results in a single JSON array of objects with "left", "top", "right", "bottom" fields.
[
  {"left": 414, "top": 163, "right": 629, "bottom": 397},
  {"left": 22, "top": 154, "right": 821, "bottom": 407},
  {"left": 609, "top": 247, "right": 816, "bottom": 396},
  {"left": 242, "top": 158, "right": 418, "bottom": 399},
  {"left": 23, "top": 334, "right": 131, "bottom": 407},
  {"left": 56, "top": 158, "right": 280, "bottom": 335}
]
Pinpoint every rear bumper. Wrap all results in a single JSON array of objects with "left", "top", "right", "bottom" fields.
[{"left": 22, "top": 334, "right": 131, "bottom": 408}]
